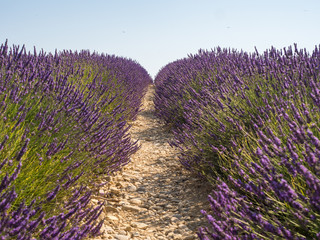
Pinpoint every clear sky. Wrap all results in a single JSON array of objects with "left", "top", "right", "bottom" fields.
[{"left": 1, "top": 0, "right": 320, "bottom": 78}]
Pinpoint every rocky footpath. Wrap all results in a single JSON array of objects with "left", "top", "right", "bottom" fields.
[{"left": 88, "top": 85, "right": 211, "bottom": 240}]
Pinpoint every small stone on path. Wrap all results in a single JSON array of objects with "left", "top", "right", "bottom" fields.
[
  {"left": 122, "top": 205, "right": 142, "bottom": 212},
  {"left": 131, "top": 222, "right": 148, "bottom": 230},
  {"left": 113, "top": 234, "right": 129, "bottom": 240},
  {"left": 106, "top": 215, "right": 119, "bottom": 222},
  {"left": 129, "top": 198, "right": 142, "bottom": 205}
]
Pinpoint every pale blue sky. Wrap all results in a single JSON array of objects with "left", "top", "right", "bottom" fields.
[{"left": 1, "top": 0, "right": 319, "bottom": 78}]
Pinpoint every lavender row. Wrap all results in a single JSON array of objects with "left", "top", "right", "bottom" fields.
[
  {"left": 154, "top": 45, "right": 320, "bottom": 239},
  {"left": 0, "top": 40, "right": 152, "bottom": 239}
]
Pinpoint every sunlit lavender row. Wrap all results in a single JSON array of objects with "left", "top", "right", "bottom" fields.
[
  {"left": 0, "top": 40, "right": 152, "bottom": 239},
  {"left": 154, "top": 45, "right": 320, "bottom": 239}
]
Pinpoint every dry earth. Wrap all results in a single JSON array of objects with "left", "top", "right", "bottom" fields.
[{"left": 88, "top": 85, "right": 212, "bottom": 240}]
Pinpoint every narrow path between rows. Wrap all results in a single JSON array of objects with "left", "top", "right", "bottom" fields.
[{"left": 90, "top": 85, "right": 211, "bottom": 240}]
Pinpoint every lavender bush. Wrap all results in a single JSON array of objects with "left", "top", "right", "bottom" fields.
[
  {"left": 154, "top": 45, "right": 320, "bottom": 239},
  {"left": 0, "top": 40, "right": 151, "bottom": 239}
]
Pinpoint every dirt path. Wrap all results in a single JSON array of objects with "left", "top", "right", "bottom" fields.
[{"left": 90, "top": 85, "right": 211, "bottom": 240}]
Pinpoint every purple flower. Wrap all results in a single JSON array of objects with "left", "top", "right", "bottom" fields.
[
  {"left": 46, "top": 185, "right": 61, "bottom": 201},
  {"left": 0, "top": 135, "right": 9, "bottom": 152},
  {"left": 16, "top": 138, "right": 30, "bottom": 161}
]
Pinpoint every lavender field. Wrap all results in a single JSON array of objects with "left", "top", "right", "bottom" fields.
[
  {"left": 154, "top": 45, "right": 320, "bottom": 239},
  {"left": 0, "top": 40, "right": 152, "bottom": 239}
]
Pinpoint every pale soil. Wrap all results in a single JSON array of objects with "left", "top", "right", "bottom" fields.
[{"left": 89, "top": 85, "right": 212, "bottom": 240}]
